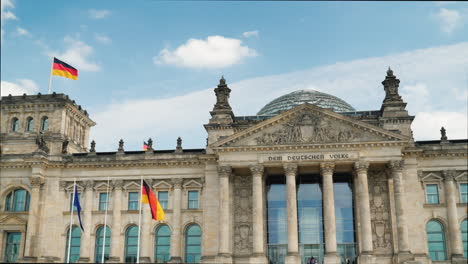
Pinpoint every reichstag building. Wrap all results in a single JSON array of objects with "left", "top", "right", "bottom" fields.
[{"left": 0, "top": 69, "right": 467, "bottom": 264}]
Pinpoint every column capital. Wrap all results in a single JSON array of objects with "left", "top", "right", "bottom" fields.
[
  {"left": 443, "top": 170, "right": 455, "bottom": 181},
  {"left": 354, "top": 161, "right": 370, "bottom": 173},
  {"left": 112, "top": 179, "right": 124, "bottom": 189},
  {"left": 84, "top": 180, "right": 94, "bottom": 190},
  {"left": 320, "top": 162, "right": 335, "bottom": 174},
  {"left": 30, "top": 176, "right": 45, "bottom": 188},
  {"left": 249, "top": 164, "right": 264, "bottom": 176},
  {"left": 283, "top": 163, "right": 298, "bottom": 176},
  {"left": 387, "top": 160, "right": 404, "bottom": 172},
  {"left": 171, "top": 178, "right": 183, "bottom": 188},
  {"left": 218, "top": 165, "right": 232, "bottom": 178}
]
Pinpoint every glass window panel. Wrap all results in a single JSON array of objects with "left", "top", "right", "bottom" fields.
[
  {"left": 334, "top": 177, "right": 356, "bottom": 264},
  {"left": 27, "top": 118, "right": 34, "bottom": 131},
  {"left": 95, "top": 226, "right": 111, "bottom": 263},
  {"left": 41, "top": 117, "right": 48, "bottom": 131},
  {"left": 99, "top": 193, "right": 108, "bottom": 211},
  {"left": 426, "top": 185, "right": 439, "bottom": 204},
  {"left": 128, "top": 192, "right": 139, "bottom": 210},
  {"left": 426, "top": 220, "right": 447, "bottom": 260},
  {"left": 158, "top": 191, "right": 169, "bottom": 209},
  {"left": 461, "top": 183, "right": 468, "bottom": 203},
  {"left": 4, "top": 232, "right": 21, "bottom": 263},
  {"left": 462, "top": 220, "right": 468, "bottom": 257},
  {"left": 188, "top": 191, "right": 199, "bottom": 209},
  {"left": 125, "top": 226, "right": 139, "bottom": 263},
  {"left": 185, "top": 224, "right": 201, "bottom": 263},
  {"left": 65, "top": 227, "right": 81, "bottom": 263},
  {"left": 13, "top": 189, "right": 26, "bottom": 211},
  {"left": 155, "top": 225, "right": 171, "bottom": 263},
  {"left": 267, "top": 178, "right": 288, "bottom": 264},
  {"left": 5, "top": 192, "right": 12, "bottom": 211}
]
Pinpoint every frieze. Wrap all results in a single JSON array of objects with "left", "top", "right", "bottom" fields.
[{"left": 260, "top": 151, "right": 358, "bottom": 163}]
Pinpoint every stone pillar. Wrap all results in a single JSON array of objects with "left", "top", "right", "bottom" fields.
[
  {"left": 443, "top": 170, "right": 464, "bottom": 262},
  {"left": 79, "top": 180, "right": 94, "bottom": 262},
  {"left": 321, "top": 162, "right": 340, "bottom": 264},
  {"left": 218, "top": 165, "right": 232, "bottom": 263},
  {"left": 284, "top": 163, "right": 300, "bottom": 264},
  {"left": 388, "top": 160, "right": 413, "bottom": 262},
  {"left": 24, "top": 176, "right": 45, "bottom": 258},
  {"left": 169, "top": 178, "right": 183, "bottom": 263},
  {"left": 355, "top": 162, "right": 374, "bottom": 264},
  {"left": 110, "top": 180, "right": 123, "bottom": 262},
  {"left": 250, "top": 165, "right": 268, "bottom": 263}
]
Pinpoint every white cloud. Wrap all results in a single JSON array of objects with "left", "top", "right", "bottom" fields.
[
  {"left": 435, "top": 8, "right": 463, "bottom": 34},
  {"left": 1, "top": 0, "right": 17, "bottom": 41},
  {"left": 88, "top": 9, "right": 111, "bottom": 19},
  {"left": 1, "top": 79, "right": 39, "bottom": 96},
  {"left": 153, "top": 35, "right": 258, "bottom": 69},
  {"left": 49, "top": 36, "right": 100, "bottom": 72},
  {"left": 16, "top": 27, "right": 30, "bottom": 36},
  {"left": 94, "top": 33, "right": 111, "bottom": 44},
  {"left": 242, "top": 30, "right": 259, "bottom": 38},
  {"left": 91, "top": 42, "right": 468, "bottom": 151}
]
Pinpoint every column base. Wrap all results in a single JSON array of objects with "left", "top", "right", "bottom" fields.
[
  {"left": 285, "top": 252, "right": 300, "bottom": 264},
  {"left": 451, "top": 254, "right": 467, "bottom": 264},
  {"left": 168, "top": 256, "right": 183, "bottom": 263},
  {"left": 357, "top": 253, "right": 375, "bottom": 264},
  {"left": 250, "top": 253, "right": 269, "bottom": 264},
  {"left": 393, "top": 251, "right": 414, "bottom": 264},
  {"left": 106, "top": 256, "right": 121, "bottom": 263},
  {"left": 323, "top": 253, "right": 341, "bottom": 264},
  {"left": 216, "top": 253, "right": 233, "bottom": 263}
]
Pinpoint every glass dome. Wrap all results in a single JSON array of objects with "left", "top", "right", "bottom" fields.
[{"left": 257, "top": 89, "right": 355, "bottom": 115}]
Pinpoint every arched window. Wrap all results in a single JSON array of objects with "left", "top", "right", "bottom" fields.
[
  {"left": 462, "top": 219, "right": 468, "bottom": 258},
  {"left": 41, "top": 116, "right": 48, "bottom": 131},
  {"left": 26, "top": 117, "right": 34, "bottom": 132},
  {"left": 65, "top": 226, "right": 81, "bottom": 263},
  {"left": 5, "top": 189, "right": 30, "bottom": 212},
  {"left": 155, "top": 225, "right": 171, "bottom": 263},
  {"left": 185, "top": 224, "right": 201, "bottom": 263},
  {"left": 125, "top": 226, "right": 138, "bottom": 263},
  {"left": 11, "top": 118, "right": 19, "bottom": 132},
  {"left": 426, "top": 220, "right": 447, "bottom": 261},
  {"left": 94, "top": 226, "right": 111, "bottom": 263}
]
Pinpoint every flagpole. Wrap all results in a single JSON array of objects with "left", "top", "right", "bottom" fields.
[
  {"left": 67, "top": 179, "right": 76, "bottom": 264},
  {"left": 101, "top": 176, "right": 110, "bottom": 263},
  {"left": 136, "top": 176, "right": 143, "bottom": 264},
  {"left": 48, "top": 57, "right": 54, "bottom": 94}
]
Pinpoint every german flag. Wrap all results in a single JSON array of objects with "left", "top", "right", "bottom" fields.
[
  {"left": 141, "top": 180, "right": 165, "bottom": 221},
  {"left": 52, "top": 57, "right": 78, "bottom": 80},
  {"left": 143, "top": 141, "right": 148, "bottom": 151}
]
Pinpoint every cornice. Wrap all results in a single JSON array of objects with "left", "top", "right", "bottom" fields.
[{"left": 212, "top": 140, "right": 407, "bottom": 153}]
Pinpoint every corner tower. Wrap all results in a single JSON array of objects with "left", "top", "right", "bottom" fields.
[{"left": 0, "top": 93, "right": 96, "bottom": 155}]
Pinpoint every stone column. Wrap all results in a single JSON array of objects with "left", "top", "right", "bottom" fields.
[
  {"left": 387, "top": 160, "right": 412, "bottom": 261},
  {"left": 110, "top": 180, "right": 123, "bottom": 262},
  {"left": 284, "top": 163, "right": 300, "bottom": 264},
  {"left": 218, "top": 165, "right": 232, "bottom": 263},
  {"left": 79, "top": 180, "right": 94, "bottom": 262},
  {"left": 355, "top": 162, "right": 374, "bottom": 264},
  {"left": 443, "top": 170, "right": 464, "bottom": 261},
  {"left": 169, "top": 178, "right": 183, "bottom": 263},
  {"left": 321, "top": 162, "right": 340, "bottom": 264},
  {"left": 24, "top": 176, "right": 45, "bottom": 258},
  {"left": 250, "top": 165, "right": 267, "bottom": 263}
]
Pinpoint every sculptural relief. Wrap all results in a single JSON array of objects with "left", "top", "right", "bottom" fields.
[
  {"left": 368, "top": 169, "right": 393, "bottom": 253},
  {"left": 233, "top": 175, "right": 252, "bottom": 256}
]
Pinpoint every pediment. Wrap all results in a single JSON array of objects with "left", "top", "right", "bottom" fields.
[
  {"left": 94, "top": 182, "right": 112, "bottom": 192},
  {"left": 455, "top": 171, "right": 467, "bottom": 181},
  {"left": 213, "top": 104, "right": 408, "bottom": 148},
  {"left": 420, "top": 172, "right": 443, "bottom": 182},
  {"left": 64, "top": 183, "right": 84, "bottom": 193},
  {"left": 183, "top": 179, "right": 203, "bottom": 189},
  {"left": 0, "top": 214, "right": 27, "bottom": 226},
  {"left": 153, "top": 180, "right": 172, "bottom": 189},
  {"left": 123, "top": 181, "right": 140, "bottom": 190}
]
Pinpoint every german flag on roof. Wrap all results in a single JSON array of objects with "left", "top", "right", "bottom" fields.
[{"left": 52, "top": 57, "right": 78, "bottom": 80}]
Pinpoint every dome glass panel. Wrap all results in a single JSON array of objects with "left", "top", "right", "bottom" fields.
[{"left": 257, "top": 90, "right": 355, "bottom": 115}]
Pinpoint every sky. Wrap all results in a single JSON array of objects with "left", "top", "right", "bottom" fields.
[{"left": 1, "top": 0, "right": 468, "bottom": 151}]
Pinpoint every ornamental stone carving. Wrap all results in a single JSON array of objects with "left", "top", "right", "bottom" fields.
[
  {"left": 443, "top": 170, "right": 455, "bottom": 181},
  {"left": 218, "top": 165, "right": 232, "bottom": 177},
  {"left": 253, "top": 111, "right": 385, "bottom": 145},
  {"left": 30, "top": 177, "right": 45, "bottom": 188},
  {"left": 249, "top": 164, "right": 264, "bottom": 175},
  {"left": 112, "top": 179, "right": 124, "bottom": 189},
  {"left": 368, "top": 169, "right": 393, "bottom": 253},
  {"left": 84, "top": 180, "right": 94, "bottom": 190},
  {"left": 387, "top": 160, "right": 404, "bottom": 172},
  {"left": 233, "top": 175, "right": 253, "bottom": 256},
  {"left": 354, "top": 161, "right": 369, "bottom": 173},
  {"left": 171, "top": 178, "right": 183, "bottom": 188}
]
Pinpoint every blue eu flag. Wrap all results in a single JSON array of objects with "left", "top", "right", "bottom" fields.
[{"left": 73, "top": 185, "right": 84, "bottom": 232}]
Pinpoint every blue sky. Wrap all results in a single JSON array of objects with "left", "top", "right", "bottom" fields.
[{"left": 2, "top": 1, "right": 467, "bottom": 151}]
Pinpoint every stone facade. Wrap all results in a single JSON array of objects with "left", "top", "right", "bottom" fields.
[{"left": 0, "top": 70, "right": 467, "bottom": 264}]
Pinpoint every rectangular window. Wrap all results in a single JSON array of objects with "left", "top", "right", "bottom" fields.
[
  {"left": 426, "top": 184, "right": 439, "bottom": 204},
  {"left": 158, "top": 191, "right": 169, "bottom": 209},
  {"left": 128, "top": 192, "right": 139, "bottom": 210},
  {"left": 460, "top": 183, "right": 468, "bottom": 203},
  {"left": 188, "top": 191, "right": 199, "bottom": 209},
  {"left": 99, "top": 193, "right": 109, "bottom": 211},
  {"left": 4, "top": 232, "right": 21, "bottom": 263},
  {"left": 70, "top": 193, "right": 81, "bottom": 210}
]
